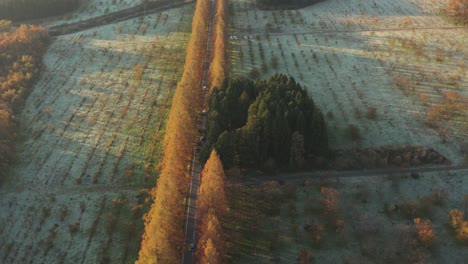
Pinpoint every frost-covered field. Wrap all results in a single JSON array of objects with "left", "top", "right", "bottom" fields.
[
  {"left": 229, "top": 170, "right": 468, "bottom": 263},
  {"left": 0, "top": 4, "right": 193, "bottom": 263},
  {"left": 227, "top": 0, "right": 467, "bottom": 262},
  {"left": 229, "top": 0, "right": 467, "bottom": 163},
  {"left": 42, "top": 0, "right": 145, "bottom": 26}
]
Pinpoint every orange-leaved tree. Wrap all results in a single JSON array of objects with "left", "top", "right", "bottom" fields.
[
  {"left": 195, "top": 149, "right": 227, "bottom": 263},
  {"left": 209, "top": 0, "right": 228, "bottom": 90},
  {"left": 136, "top": 0, "right": 211, "bottom": 263},
  {"left": 447, "top": 0, "right": 468, "bottom": 24},
  {"left": 198, "top": 149, "right": 227, "bottom": 218},
  {"left": 199, "top": 238, "right": 221, "bottom": 264}
]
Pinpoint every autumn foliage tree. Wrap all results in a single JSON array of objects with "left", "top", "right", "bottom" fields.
[
  {"left": 0, "top": 24, "right": 49, "bottom": 183},
  {"left": 449, "top": 209, "right": 468, "bottom": 244},
  {"left": 198, "top": 150, "right": 227, "bottom": 218},
  {"left": 447, "top": 0, "right": 468, "bottom": 25},
  {"left": 136, "top": 0, "right": 211, "bottom": 263},
  {"left": 413, "top": 218, "right": 436, "bottom": 248},
  {"left": 195, "top": 150, "right": 227, "bottom": 263},
  {"left": 209, "top": 0, "right": 228, "bottom": 90}
]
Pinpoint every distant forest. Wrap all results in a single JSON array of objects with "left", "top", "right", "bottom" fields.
[
  {"left": 201, "top": 74, "right": 328, "bottom": 170},
  {"left": 256, "top": 0, "right": 323, "bottom": 9},
  {"left": 0, "top": 0, "right": 80, "bottom": 21}
]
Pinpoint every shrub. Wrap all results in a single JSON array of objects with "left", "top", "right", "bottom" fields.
[
  {"left": 398, "top": 199, "right": 431, "bottom": 219},
  {"left": 449, "top": 209, "right": 468, "bottom": 244},
  {"left": 366, "top": 106, "right": 377, "bottom": 119},
  {"left": 425, "top": 189, "right": 448, "bottom": 206},
  {"left": 414, "top": 218, "right": 436, "bottom": 248},
  {"left": 320, "top": 187, "right": 342, "bottom": 228},
  {"left": 297, "top": 248, "right": 313, "bottom": 264},
  {"left": 447, "top": 0, "right": 468, "bottom": 25},
  {"left": 305, "top": 222, "right": 325, "bottom": 247},
  {"left": 347, "top": 124, "right": 361, "bottom": 142}
]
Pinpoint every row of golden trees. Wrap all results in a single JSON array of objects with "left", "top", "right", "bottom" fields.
[
  {"left": 196, "top": 150, "right": 227, "bottom": 263},
  {"left": 135, "top": 0, "right": 211, "bottom": 263},
  {"left": 209, "top": 0, "right": 228, "bottom": 90},
  {"left": 0, "top": 23, "right": 49, "bottom": 183}
]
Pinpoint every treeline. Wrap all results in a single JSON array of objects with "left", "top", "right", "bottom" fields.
[
  {"left": 209, "top": 0, "right": 227, "bottom": 91},
  {"left": 136, "top": 0, "right": 210, "bottom": 263},
  {"left": 0, "top": 0, "right": 80, "bottom": 21},
  {"left": 195, "top": 150, "right": 227, "bottom": 263},
  {"left": 447, "top": 0, "right": 467, "bottom": 25},
  {"left": 256, "top": 0, "right": 322, "bottom": 9},
  {"left": 201, "top": 74, "right": 328, "bottom": 170},
  {"left": 0, "top": 23, "right": 49, "bottom": 184}
]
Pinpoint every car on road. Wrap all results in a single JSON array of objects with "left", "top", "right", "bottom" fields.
[{"left": 189, "top": 243, "right": 196, "bottom": 254}]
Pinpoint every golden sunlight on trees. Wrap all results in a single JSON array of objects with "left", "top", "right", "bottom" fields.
[
  {"left": 449, "top": 209, "right": 468, "bottom": 244},
  {"left": 447, "top": 0, "right": 468, "bottom": 24},
  {"left": 413, "top": 218, "right": 436, "bottom": 248},
  {"left": 199, "top": 238, "right": 221, "bottom": 264},
  {"left": 195, "top": 150, "right": 227, "bottom": 263},
  {"left": 198, "top": 150, "right": 227, "bottom": 218},
  {"left": 0, "top": 24, "right": 49, "bottom": 183},
  {"left": 209, "top": 0, "right": 228, "bottom": 90},
  {"left": 136, "top": 0, "right": 211, "bottom": 262}
]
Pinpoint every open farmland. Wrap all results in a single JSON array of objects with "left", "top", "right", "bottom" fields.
[
  {"left": 226, "top": 170, "right": 468, "bottom": 263},
  {"left": 228, "top": 0, "right": 467, "bottom": 163},
  {"left": 0, "top": 4, "right": 193, "bottom": 264},
  {"left": 225, "top": 0, "right": 468, "bottom": 262},
  {"left": 40, "top": 0, "right": 145, "bottom": 26}
]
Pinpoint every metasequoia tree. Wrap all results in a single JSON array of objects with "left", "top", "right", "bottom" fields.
[
  {"left": 136, "top": 0, "right": 211, "bottom": 262},
  {"left": 195, "top": 150, "right": 227, "bottom": 263},
  {"left": 199, "top": 239, "right": 222, "bottom": 264},
  {"left": 198, "top": 150, "right": 227, "bottom": 218},
  {"left": 209, "top": 0, "right": 228, "bottom": 90},
  {"left": 197, "top": 212, "right": 225, "bottom": 259}
]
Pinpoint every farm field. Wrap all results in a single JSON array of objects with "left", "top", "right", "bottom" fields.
[
  {"left": 228, "top": 0, "right": 467, "bottom": 163},
  {"left": 226, "top": 170, "right": 468, "bottom": 263},
  {"left": 39, "top": 0, "right": 145, "bottom": 26},
  {"left": 0, "top": 4, "right": 193, "bottom": 264},
  {"left": 225, "top": 0, "right": 468, "bottom": 263}
]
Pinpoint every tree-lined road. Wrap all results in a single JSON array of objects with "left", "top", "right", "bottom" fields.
[{"left": 182, "top": 0, "right": 217, "bottom": 263}]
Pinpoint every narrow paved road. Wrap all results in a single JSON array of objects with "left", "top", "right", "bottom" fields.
[
  {"left": 181, "top": 149, "right": 202, "bottom": 264},
  {"left": 181, "top": 0, "right": 217, "bottom": 263}
]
